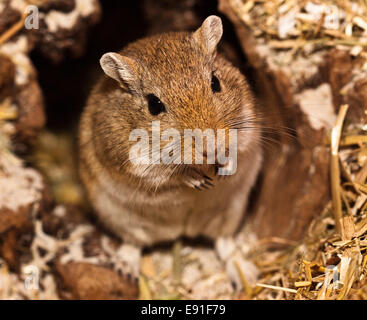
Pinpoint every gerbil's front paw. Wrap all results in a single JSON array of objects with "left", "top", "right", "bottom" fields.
[
  {"left": 115, "top": 243, "right": 141, "bottom": 281},
  {"left": 215, "top": 237, "right": 258, "bottom": 291},
  {"left": 183, "top": 169, "right": 214, "bottom": 191}
]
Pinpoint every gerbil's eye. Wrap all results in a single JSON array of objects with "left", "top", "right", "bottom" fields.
[
  {"left": 211, "top": 73, "right": 221, "bottom": 93},
  {"left": 147, "top": 94, "right": 166, "bottom": 116}
]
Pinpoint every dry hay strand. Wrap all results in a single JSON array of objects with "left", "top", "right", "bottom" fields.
[{"left": 230, "top": 0, "right": 367, "bottom": 56}]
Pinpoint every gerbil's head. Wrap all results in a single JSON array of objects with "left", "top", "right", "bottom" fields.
[{"left": 96, "top": 16, "right": 260, "bottom": 188}]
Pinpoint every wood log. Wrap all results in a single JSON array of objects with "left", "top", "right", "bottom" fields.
[{"left": 219, "top": 0, "right": 365, "bottom": 241}]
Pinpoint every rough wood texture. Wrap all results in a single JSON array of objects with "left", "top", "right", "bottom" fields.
[{"left": 219, "top": 0, "right": 365, "bottom": 241}]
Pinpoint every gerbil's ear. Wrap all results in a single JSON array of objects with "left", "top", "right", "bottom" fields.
[
  {"left": 100, "top": 52, "right": 139, "bottom": 91},
  {"left": 193, "top": 15, "right": 223, "bottom": 54}
]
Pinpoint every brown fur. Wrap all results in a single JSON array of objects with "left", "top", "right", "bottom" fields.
[{"left": 78, "top": 16, "right": 262, "bottom": 247}]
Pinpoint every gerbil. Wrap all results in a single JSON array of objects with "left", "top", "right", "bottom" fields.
[{"left": 79, "top": 16, "right": 262, "bottom": 287}]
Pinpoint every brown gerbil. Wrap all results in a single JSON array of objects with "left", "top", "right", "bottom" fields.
[{"left": 79, "top": 16, "right": 262, "bottom": 287}]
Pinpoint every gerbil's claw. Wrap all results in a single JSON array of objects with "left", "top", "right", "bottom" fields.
[
  {"left": 197, "top": 177, "right": 215, "bottom": 190},
  {"left": 183, "top": 172, "right": 215, "bottom": 191}
]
